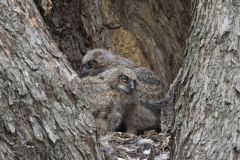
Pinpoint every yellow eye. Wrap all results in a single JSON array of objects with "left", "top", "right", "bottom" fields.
[
  {"left": 87, "top": 60, "right": 97, "bottom": 69},
  {"left": 119, "top": 75, "right": 129, "bottom": 83}
]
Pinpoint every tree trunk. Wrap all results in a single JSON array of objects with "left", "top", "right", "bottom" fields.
[
  {"left": 6, "top": 0, "right": 239, "bottom": 159},
  {"left": 0, "top": 1, "right": 103, "bottom": 159},
  {"left": 172, "top": 0, "right": 240, "bottom": 159}
]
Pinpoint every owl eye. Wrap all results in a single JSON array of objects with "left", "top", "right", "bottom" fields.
[
  {"left": 119, "top": 75, "right": 129, "bottom": 83},
  {"left": 87, "top": 60, "right": 97, "bottom": 69}
]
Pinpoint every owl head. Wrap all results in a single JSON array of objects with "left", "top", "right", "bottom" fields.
[
  {"left": 99, "top": 67, "right": 137, "bottom": 94},
  {"left": 80, "top": 49, "right": 137, "bottom": 78}
]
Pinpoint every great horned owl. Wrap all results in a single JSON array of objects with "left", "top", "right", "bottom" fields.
[
  {"left": 80, "top": 49, "right": 168, "bottom": 131},
  {"left": 81, "top": 48, "right": 166, "bottom": 103},
  {"left": 91, "top": 67, "right": 160, "bottom": 134},
  {"left": 73, "top": 67, "right": 138, "bottom": 134}
]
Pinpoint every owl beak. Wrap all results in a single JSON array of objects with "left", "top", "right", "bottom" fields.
[
  {"left": 80, "top": 67, "right": 89, "bottom": 78},
  {"left": 127, "top": 80, "right": 135, "bottom": 93}
]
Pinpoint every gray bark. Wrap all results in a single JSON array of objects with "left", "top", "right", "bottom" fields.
[
  {"left": 172, "top": 0, "right": 240, "bottom": 159},
  {"left": 5, "top": 0, "right": 238, "bottom": 159},
  {"left": 0, "top": 1, "right": 103, "bottom": 159}
]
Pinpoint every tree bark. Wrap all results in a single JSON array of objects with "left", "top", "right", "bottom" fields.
[
  {"left": 6, "top": 0, "right": 239, "bottom": 159},
  {"left": 0, "top": 1, "right": 103, "bottom": 159},
  {"left": 172, "top": 0, "right": 240, "bottom": 159}
]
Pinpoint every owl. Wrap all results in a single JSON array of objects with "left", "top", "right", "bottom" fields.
[
  {"left": 76, "top": 65, "right": 161, "bottom": 134},
  {"left": 93, "top": 67, "right": 161, "bottom": 134},
  {"left": 73, "top": 67, "right": 138, "bottom": 134},
  {"left": 80, "top": 49, "right": 168, "bottom": 131},
  {"left": 81, "top": 48, "right": 167, "bottom": 103}
]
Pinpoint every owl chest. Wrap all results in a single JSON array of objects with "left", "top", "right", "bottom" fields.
[{"left": 85, "top": 91, "right": 121, "bottom": 109}]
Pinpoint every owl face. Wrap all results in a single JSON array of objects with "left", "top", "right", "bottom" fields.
[
  {"left": 117, "top": 74, "right": 136, "bottom": 93},
  {"left": 81, "top": 49, "right": 116, "bottom": 77},
  {"left": 80, "top": 59, "right": 101, "bottom": 77},
  {"left": 99, "top": 67, "right": 137, "bottom": 94}
]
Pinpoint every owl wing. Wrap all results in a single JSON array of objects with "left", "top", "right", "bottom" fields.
[{"left": 134, "top": 67, "right": 166, "bottom": 89}]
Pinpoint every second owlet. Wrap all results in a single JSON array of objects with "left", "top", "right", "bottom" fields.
[{"left": 80, "top": 49, "right": 169, "bottom": 132}]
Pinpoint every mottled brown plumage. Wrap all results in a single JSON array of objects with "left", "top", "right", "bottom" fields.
[
  {"left": 124, "top": 104, "right": 158, "bottom": 134},
  {"left": 81, "top": 49, "right": 166, "bottom": 104},
  {"left": 73, "top": 67, "right": 138, "bottom": 134},
  {"left": 74, "top": 65, "right": 162, "bottom": 134},
  {"left": 81, "top": 49, "right": 169, "bottom": 132},
  {"left": 93, "top": 67, "right": 160, "bottom": 134}
]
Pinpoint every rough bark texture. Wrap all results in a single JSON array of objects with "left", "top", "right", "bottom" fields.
[
  {"left": 38, "top": 0, "right": 191, "bottom": 85},
  {"left": 0, "top": 1, "right": 103, "bottom": 159},
  {"left": 172, "top": 0, "right": 240, "bottom": 159},
  {"left": 2, "top": 0, "right": 240, "bottom": 159}
]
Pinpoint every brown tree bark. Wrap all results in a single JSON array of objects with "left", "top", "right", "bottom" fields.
[
  {"left": 172, "top": 0, "right": 240, "bottom": 159},
  {"left": 0, "top": 1, "right": 103, "bottom": 159}
]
